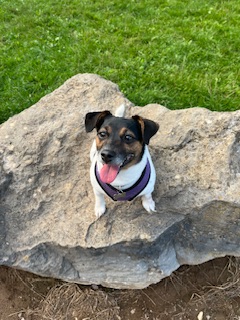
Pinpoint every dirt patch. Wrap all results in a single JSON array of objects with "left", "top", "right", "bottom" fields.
[{"left": 0, "top": 257, "right": 240, "bottom": 320}]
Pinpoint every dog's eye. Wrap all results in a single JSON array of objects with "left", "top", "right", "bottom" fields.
[
  {"left": 124, "top": 134, "right": 134, "bottom": 143},
  {"left": 98, "top": 131, "right": 107, "bottom": 139}
]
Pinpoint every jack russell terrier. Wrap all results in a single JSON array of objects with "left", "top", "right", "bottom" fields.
[{"left": 85, "top": 105, "right": 159, "bottom": 218}]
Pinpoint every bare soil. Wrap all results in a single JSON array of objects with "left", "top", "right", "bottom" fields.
[{"left": 0, "top": 257, "right": 240, "bottom": 320}]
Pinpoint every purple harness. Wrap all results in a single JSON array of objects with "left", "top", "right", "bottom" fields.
[{"left": 95, "top": 159, "right": 151, "bottom": 201}]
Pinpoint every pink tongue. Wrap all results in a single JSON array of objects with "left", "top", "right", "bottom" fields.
[{"left": 100, "top": 164, "right": 119, "bottom": 183}]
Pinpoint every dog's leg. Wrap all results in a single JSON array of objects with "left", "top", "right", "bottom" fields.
[
  {"left": 141, "top": 193, "right": 156, "bottom": 213},
  {"left": 94, "top": 190, "right": 106, "bottom": 218}
]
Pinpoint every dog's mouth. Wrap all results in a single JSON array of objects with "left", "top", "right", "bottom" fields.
[
  {"left": 99, "top": 154, "right": 134, "bottom": 184},
  {"left": 99, "top": 164, "right": 120, "bottom": 184}
]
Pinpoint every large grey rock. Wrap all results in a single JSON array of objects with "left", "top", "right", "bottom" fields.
[{"left": 0, "top": 74, "right": 240, "bottom": 289}]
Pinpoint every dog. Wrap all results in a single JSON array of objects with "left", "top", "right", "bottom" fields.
[{"left": 85, "top": 105, "right": 159, "bottom": 218}]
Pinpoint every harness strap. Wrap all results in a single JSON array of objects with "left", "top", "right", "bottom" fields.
[{"left": 95, "top": 160, "right": 151, "bottom": 201}]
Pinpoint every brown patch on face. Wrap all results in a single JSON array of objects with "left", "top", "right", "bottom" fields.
[
  {"left": 123, "top": 142, "right": 143, "bottom": 168},
  {"left": 95, "top": 126, "right": 112, "bottom": 151},
  {"left": 95, "top": 136, "right": 104, "bottom": 151},
  {"left": 118, "top": 128, "right": 144, "bottom": 169},
  {"left": 118, "top": 127, "right": 129, "bottom": 137}
]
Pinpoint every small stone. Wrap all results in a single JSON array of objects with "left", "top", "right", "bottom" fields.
[{"left": 197, "top": 311, "right": 203, "bottom": 320}]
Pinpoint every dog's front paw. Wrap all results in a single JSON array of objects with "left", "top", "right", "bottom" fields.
[
  {"left": 95, "top": 204, "right": 106, "bottom": 219},
  {"left": 141, "top": 194, "right": 156, "bottom": 213},
  {"left": 94, "top": 192, "right": 106, "bottom": 219}
]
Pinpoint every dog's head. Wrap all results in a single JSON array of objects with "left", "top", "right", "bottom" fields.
[{"left": 85, "top": 111, "right": 159, "bottom": 183}]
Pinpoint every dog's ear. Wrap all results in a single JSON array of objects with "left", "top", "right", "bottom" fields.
[
  {"left": 132, "top": 115, "right": 159, "bottom": 144},
  {"left": 85, "top": 111, "right": 112, "bottom": 132}
]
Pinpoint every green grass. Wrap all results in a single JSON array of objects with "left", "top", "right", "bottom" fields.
[{"left": 0, "top": 0, "right": 240, "bottom": 123}]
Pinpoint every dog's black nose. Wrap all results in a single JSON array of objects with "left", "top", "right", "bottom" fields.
[{"left": 101, "top": 150, "right": 116, "bottom": 164}]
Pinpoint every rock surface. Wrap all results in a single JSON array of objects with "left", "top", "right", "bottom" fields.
[{"left": 0, "top": 73, "right": 240, "bottom": 289}]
